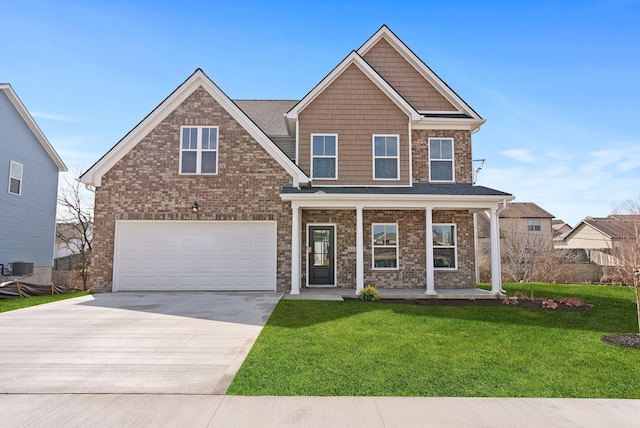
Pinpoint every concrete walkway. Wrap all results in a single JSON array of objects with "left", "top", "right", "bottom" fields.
[
  {"left": 0, "top": 292, "right": 282, "bottom": 394},
  {"left": 1, "top": 292, "right": 639, "bottom": 427},
  {"left": 1, "top": 394, "right": 638, "bottom": 427}
]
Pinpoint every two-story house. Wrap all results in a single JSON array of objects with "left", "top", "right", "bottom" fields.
[
  {"left": 0, "top": 83, "right": 67, "bottom": 284},
  {"left": 80, "top": 26, "right": 513, "bottom": 294}
]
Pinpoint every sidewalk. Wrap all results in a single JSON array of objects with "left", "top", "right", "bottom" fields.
[{"left": 2, "top": 394, "right": 638, "bottom": 427}]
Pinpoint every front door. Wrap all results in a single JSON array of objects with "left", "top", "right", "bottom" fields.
[{"left": 308, "top": 226, "right": 335, "bottom": 286}]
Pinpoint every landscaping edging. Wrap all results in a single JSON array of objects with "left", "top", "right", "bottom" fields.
[{"left": 344, "top": 296, "right": 594, "bottom": 311}]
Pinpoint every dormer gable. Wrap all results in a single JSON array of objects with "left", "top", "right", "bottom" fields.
[
  {"left": 358, "top": 26, "right": 484, "bottom": 124},
  {"left": 286, "top": 51, "right": 420, "bottom": 132}
]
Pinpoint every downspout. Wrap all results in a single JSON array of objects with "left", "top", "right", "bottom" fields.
[{"left": 496, "top": 199, "right": 508, "bottom": 293}]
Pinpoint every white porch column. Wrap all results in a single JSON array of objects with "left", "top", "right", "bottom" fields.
[
  {"left": 489, "top": 207, "right": 502, "bottom": 294},
  {"left": 355, "top": 205, "right": 364, "bottom": 294},
  {"left": 425, "top": 208, "right": 436, "bottom": 295},
  {"left": 291, "top": 204, "right": 301, "bottom": 295}
]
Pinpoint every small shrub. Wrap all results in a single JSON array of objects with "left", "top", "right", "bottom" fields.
[
  {"left": 541, "top": 299, "right": 558, "bottom": 309},
  {"left": 515, "top": 291, "right": 528, "bottom": 301},
  {"left": 502, "top": 296, "right": 519, "bottom": 305},
  {"left": 561, "top": 298, "right": 584, "bottom": 307},
  {"left": 359, "top": 284, "right": 379, "bottom": 301}
]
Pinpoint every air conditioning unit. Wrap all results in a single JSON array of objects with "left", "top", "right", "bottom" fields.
[{"left": 11, "top": 262, "right": 34, "bottom": 276}]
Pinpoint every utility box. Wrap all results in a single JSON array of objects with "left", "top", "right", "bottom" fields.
[{"left": 11, "top": 262, "right": 34, "bottom": 276}]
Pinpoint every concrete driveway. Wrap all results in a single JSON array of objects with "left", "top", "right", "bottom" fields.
[{"left": 0, "top": 292, "right": 282, "bottom": 394}]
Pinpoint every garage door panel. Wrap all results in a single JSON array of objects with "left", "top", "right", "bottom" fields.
[{"left": 113, "top": 221, "right": 277, "bottom": 291}]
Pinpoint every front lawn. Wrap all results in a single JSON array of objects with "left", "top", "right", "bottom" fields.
[
  {"left": 0, "top": 291, "right": 91, "bottom": 313},
  {"left": 227, "top": 283, "right": 640, "bottom": 397}
]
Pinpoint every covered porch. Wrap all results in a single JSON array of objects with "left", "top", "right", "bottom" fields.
[{"left": 281, "top": 184, "right": 513, "bottom": 297}]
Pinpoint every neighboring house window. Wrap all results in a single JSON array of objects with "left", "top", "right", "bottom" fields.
[
  {"left": 180, "top": 126, "right": 218, "bottom": 174},
  {"left": 433, "top": 224, "right": 457, "bottom": 269},
  {"left": 429, "top": 138, "right": 454, "bottom": 182},
  {"left": 528, "top": 219, "right": 541, "bottom": 231},
  {"left": 373, "top": 135, "right": 399, "bottom": 180},
  {"left": 8, "top": 161, "right": 23, "bottom": 195},
  {"left": 372, "top": 223, "right": 398, "bottom": 269},
  {"left": 311, "top": 134, "right": 337, "bottom": 179}
]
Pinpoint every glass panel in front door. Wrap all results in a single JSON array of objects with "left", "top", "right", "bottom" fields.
[{"left": 313, "top": 229, "right": 331, "bottom": 266}]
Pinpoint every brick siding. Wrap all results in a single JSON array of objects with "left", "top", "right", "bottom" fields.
[
  {"left": 300, "top": 209, "right": 476, "bottom": 290},
  {"left": 91, "top": 86, "right": 293, "bottom": 292},
  {"left": 412, "top": 129, "right": 473, "bottom": 184}
]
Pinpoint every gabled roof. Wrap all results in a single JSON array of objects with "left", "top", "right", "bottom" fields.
[
  {"left": 500, "top": 202, "right": 554, "bottom": 219},
  {"left": 285, "top": 50, "right": 421, "bottom": 131},
  {"left": 80, "top": 70, "right": 309, "bottom": 187},
  {"left": 234, "top": 100, "right": 297, "bottom": 136},
  {"left": 559, "top": 215, "right": 639, "bottom": 245},
  {"left": 0, "top": 84, "right": 67, "bottom": 172},
  {"left": 357, "top": 25, "right": 483, "bottom": 121}
]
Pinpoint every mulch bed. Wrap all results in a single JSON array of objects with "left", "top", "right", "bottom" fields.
[
  {"left": 344, "top": 296, "right": 594, "bottom": 312},
  {"left": 602, "top": 334, "right": 640, "bottom": 350}
]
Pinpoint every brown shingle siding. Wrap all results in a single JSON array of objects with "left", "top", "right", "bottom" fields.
[
  {"left": 299, "top": 64, "right": 410, "bottom": 185},
  {"left": 363, "top": 38, "right": 457, "bottom": 112}
]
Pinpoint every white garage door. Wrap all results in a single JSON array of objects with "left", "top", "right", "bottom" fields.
[{"left": 113, "top": 221, "right": 277, "bottom": 291}]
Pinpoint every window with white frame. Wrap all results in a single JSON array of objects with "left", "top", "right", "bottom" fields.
[
  {"left": 8, "top": 161, "right": 23, "bottom": 195},
  {"left": 311, "top": 134, "right": 337, "bottom": 179},
  {"left": 433, "top": 224, "right": 456, "bottom": 269},
  {"left": 372, "top": 223, "right": 398, "bottom": 269},
  {"left": 373, "top": 135, "right": 399, "bottom": 180},
  {"left": 180, "top": 126, "right": 218, "bottom": 174},
  {"left": 527, "top": 219, "right": 541, "bottom": 231},
  {"left": 429, "top": 138, "right": 454, "bottom": 182}
]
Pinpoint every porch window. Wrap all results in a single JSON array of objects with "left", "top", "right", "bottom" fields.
[
  {"left": 373, "top": 135, "right": 399, "bottom": 180},
  {"left": 180, "top": 126, "right": 218, "bottom": 174},
  {"left": 8, "top": 161, "right": 23, "bottom": 195},
  {"left": 527, "top": 219, "right": 541, "bottom": 231},
  {"left": 372, "top": 223, "right": 398, "bottom": 269},
  {"left": 311, "top": 134, "right": 337, "bottom": 179},
  {"left": 429, "top": 138, "right": 454, "bottom": 182},
  {"left": 433, "top": 224, "right": 456, "bottom": 269}
]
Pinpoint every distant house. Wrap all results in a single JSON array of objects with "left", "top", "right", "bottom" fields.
[
  {"left": 0, "top": 83, "right": 67, "bottom": 284},
  {"left": 552, "top": 219, "right": 573, "bottom": 242},
  {"left": 476, "top": 202, "right": 555, "bottom": 281},
  {"left": 477, "top": 202, "right": 555, "bottom": 251},
  {"left": 556, "top": 215, "right": 639, "bottom": 266}
]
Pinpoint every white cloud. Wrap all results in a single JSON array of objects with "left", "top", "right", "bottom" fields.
[
  {"left": 500, "top": 149, "right": 538, "bottom": 163},
  {"left": 31, "top": 111, "right": 79, "bottom": 122}
]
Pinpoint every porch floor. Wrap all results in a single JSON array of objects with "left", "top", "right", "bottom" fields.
[{"left": 284, "top": 287, "right": 501, "bottom": 301}]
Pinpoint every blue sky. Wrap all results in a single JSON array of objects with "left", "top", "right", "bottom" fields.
[{"left": 2, "top": 0, "right": 639, "bottom": 225}]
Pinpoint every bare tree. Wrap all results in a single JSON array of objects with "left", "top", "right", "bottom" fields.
[
  {"left": 500, "top": 224, "right": 549, "bottom": 284},
  {"left": 611, "top": 199, "right": 640, "bottom": 334},
  {"left": 57, "top": 169, "right": 94, "bottom": 291}
]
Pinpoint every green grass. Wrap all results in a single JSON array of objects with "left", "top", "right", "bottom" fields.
[
  {"left": 0, "top": 291, "right": 91, "bottom": 313},
  {"left": 228, "top": 283, "right": 640, "bottom": 398}
]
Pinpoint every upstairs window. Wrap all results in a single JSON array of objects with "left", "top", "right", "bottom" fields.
[
  {"left": 372, "top": 223, "right": 398, "bottom": 269},
  {"left": 180, "top": 126, "right": 218, "bottom": 174},
  {"left": 433, "top": 224, "right": 457, "bottom": 269},
  {"left": 429, "top": 138, "right": 454, "bottom": 182},
  {"left": 311, "top": 134, "right": 337, "bottom": 179},
  {"left": 373, "top": 135, "right": 399, "bottom": 180},
  {"left": 8, "top": 161, "right": 23, "bottom": 195},
  {"left": 528, "top": 219, "right": 542, "bottom": 231}
]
